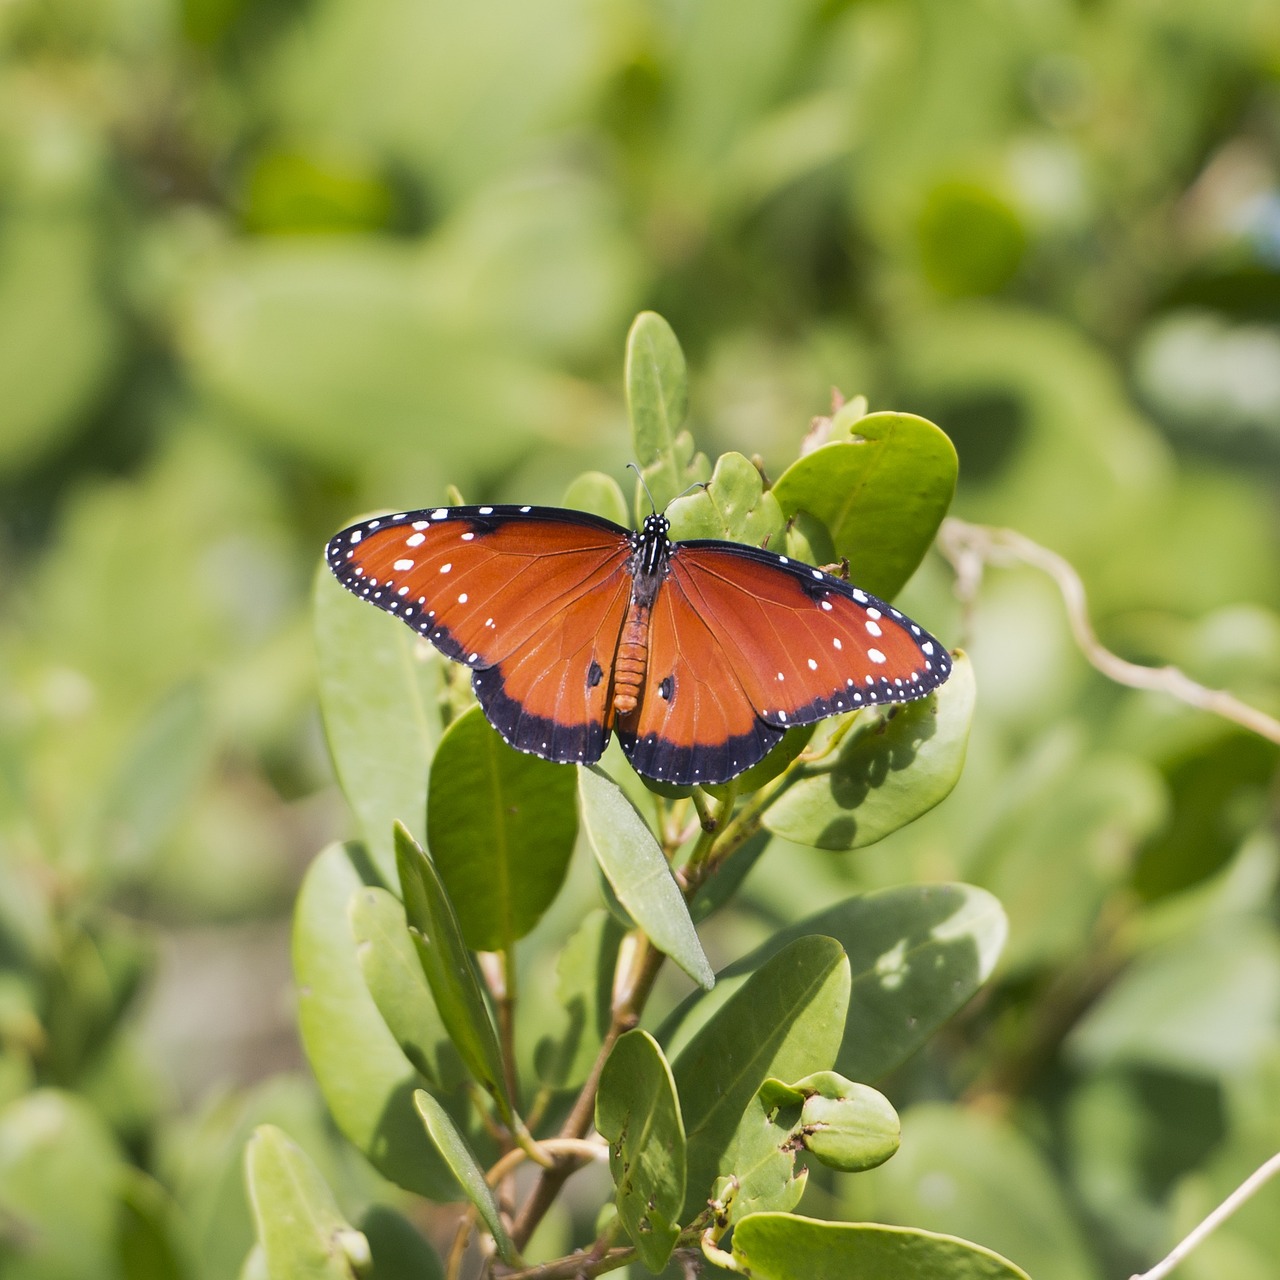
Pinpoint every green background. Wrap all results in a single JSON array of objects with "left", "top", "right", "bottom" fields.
[{"left": 1, "top": 1, "right": 1279, "bottom": 1277}]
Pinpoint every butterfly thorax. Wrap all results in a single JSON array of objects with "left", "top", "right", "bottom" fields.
[{"left": 613, "top": 514, "right": 673, "bottom": 718}]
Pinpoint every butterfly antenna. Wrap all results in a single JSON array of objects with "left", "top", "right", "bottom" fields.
[{"left": 627, "top": 463, "right": 659, "bottom": 516}]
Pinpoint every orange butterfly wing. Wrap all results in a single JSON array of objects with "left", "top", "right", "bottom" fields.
[
  {"left": 327, "top": 506, "right": 633, "bottom": 765},
  {"left": 617, "top": 541, "right": 951, "bottom": 785}
]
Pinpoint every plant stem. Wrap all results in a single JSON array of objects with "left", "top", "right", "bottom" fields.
[
  {"left": 509, "top": 939, "right": 665, "bottom": 1250},
  {"left": 495, "top": 1246, "right": 635, "bottom": 1279}
]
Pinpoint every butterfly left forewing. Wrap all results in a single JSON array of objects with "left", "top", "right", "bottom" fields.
[{"left": 326, "top": 505, "right": 634, "bottom": 765}]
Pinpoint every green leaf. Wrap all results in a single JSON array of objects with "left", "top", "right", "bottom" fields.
[
  {"left": 661, "top": 883, "right": 1006, "bottom": 1085},
  {"left": 595, "top": 1030, "right": 686, "bottom": 1272},
  {"left": 578, "top": 765, "right": 714, "bottom": 990},
  {"left": 349, "top": 886, "right": 464, "bottom": 1090},
  {"left": 534, "top": 909, "right": 627, "bottom": 1089},
  {"left": 413, "top": 1092, "right": 516, "bottom": 1266},
  {"left": 293, "top": 844, "right": 457, "bottom": 1198},
  {"left": 315, "top": 563, "right": 443, "bottom": 884},
  {"left": 672, "top": 935, "right": 850, "bottom": 1221},
  {"left": 626, "top": 311, "right": 709, "bottom": 517},
  {"left": 762, "top": 651, "right": 975, "bottom": 851},
  {"left": 394, "top": 824, "right": 510, "bottom": 1117},
  {"left": 759, "top": 1072, "right": 899, "bottom": 1172},
  {"left": 727, "top": 1213, "right": 1031, "bottom": 1280},
  {"left": 850, "top": 1103, "right": 1096, "bottom": 1280},
  {"left": 0, "top": 1090, "right": 125, "bottom": 1279},
  {"left": 244, "top": 1125, "right": 370, "bottom": 1280},
  {"left": 427, "top": 706, "right": 578, "bottom": 952},
  {"left": 664, "top": 451, "right": 785, "bottom": 547},
  {"left": 562, "top": 471, "right": 630, "bottom": 527},
  {"left": 771, "top": 412, "right": 957, "bottom": 600}
]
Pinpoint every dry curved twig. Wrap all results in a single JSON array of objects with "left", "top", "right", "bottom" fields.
[{"left": 937, "top": 517, "right": 1280, "bottom": 745}]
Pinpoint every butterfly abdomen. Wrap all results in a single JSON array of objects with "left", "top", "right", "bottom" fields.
[{"left": 612, "top": 602, "right": 651, "bottom": 716}]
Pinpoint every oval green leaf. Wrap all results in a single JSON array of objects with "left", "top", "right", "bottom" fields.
[
  {"left": 625, "top": 311, "right": 709, "bottom": 517},
  {"left": 315, "top": 563, "right": 443, "bottom": 884},
  {"left": 771, "top": 412, "right": 957, "bottom": 601},
  {"left": 660, "top": 882, "right": 1006, "bottom": 1085},
  {"left": 244, "top": 1125, "right": 369, "bottom": 1280},
  {"left": 728, "top": 1213, "right": 1031, "bottom": 1280},
  {"left": 759, "top": 1072, "right": 899, "bottom": 1173},
  {"left": 596, "top": 1030, "right": 686, "bottom": 1273},
  {"left": 293, "top": 843, "right": 457, "bottom": 1198},
  {"left": 578, "top": 765, "right": 714, "bottom": 990},
  {"left": 394, "top": 824, "right": 510, "bottom": 1118},
  {"left": 671, "top": 935, "right": 850, "bottom": 1222},
  {"left": 413, "top": 1091, "right": 516, "bottom": 1266},
  {"left": 562, "top": 470, "right": 630, "bottom": 527},
  {"left": 349, "top": 886, "right": 464, "bottom": 1091},
  {"left": 427, "top": 706, "right": 578, "bottom": 952},
  {"left": 664, "top": 451, "right": 785, "bottom": 548},
  {"left": 762, "top": 652, "right": 975, "bottom": 851}
]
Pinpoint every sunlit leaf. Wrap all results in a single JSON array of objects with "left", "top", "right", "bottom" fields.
[
  {"left": 596, "top": 1030, "right": 685, "bottom": 1272},
  {"left": 762, "top": 652, "right": 974, "bottom": 850},
  {"left": 293, "top": 843, "right": 456, "bottom": 1198},
  {"left": 414, "top": 1092, "right": 516, "bottom": 1265},
  {"left": 578, "top": 765, "right": 713, "bottom": 989},
  {"left": 671, "top": 935, "right": 850, "bottom": 1221},
  {"left": 727, "top": 1213, "right": 1031, "bottom": 1280},
  {"left": 771, "top": 412, "right": 957, "bottom": 600},
  {"left": 315, "top": 565, "right": 442, "bottom": 884},
  {"left": 395, "top": 825, "right": 510, "bottom": 1117},
  {"left": 427, "top": 706, "right": 577, "bottom": 952}
]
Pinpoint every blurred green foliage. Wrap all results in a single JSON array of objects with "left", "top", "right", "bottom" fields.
[{"left": 0, "top": 0, "right": 1278, "bottom": 1276}]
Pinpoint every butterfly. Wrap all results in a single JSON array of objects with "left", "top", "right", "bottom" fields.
[{"left": 326, "top": 503, "right": 952, "bottom": 786}]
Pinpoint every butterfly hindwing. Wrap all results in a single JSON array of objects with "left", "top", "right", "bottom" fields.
[{"left": 326, "top": 505, "right": 634, "bottom": 765}]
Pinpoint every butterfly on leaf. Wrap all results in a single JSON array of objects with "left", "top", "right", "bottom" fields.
[{"left": 326, "top": 503, "right": 951, "bottom": 786}]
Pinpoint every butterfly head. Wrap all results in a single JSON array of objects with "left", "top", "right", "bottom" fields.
[{"left": 631, "top": 511, "right": 672, "bottom": 582}]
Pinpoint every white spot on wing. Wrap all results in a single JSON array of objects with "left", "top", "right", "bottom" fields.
[
  {"left": 394, "top": 558, "right": 414, "bottom": 571},
  {"left": 406, "top": 533, "right": 425, "bottom": 547},
  {"left": 833, "top": 638, "right": 843, "bottom": 650},
  {"left": 867, "top": 607, "right": 882, "bottom": 619},
  {"left": 853, "top": 589, "right": 867, "bottom": 603},
  {"left": 921, "top": 641, "right": 934, "bottom": 655},
  {"left": 868, "top": 648, "right": 886, "bottom": 664},
  {"left": 458, "top": 593, "right": 468, "bottom": 603},
  {"left": 479, "top": 506, "right": 493, "bottom": 515},
  {"left": 462, "top": 532, "right": 475, "bottom": 541},
  {"left": 440, "top": 563, "right": 452, "bottom": 573},
  {"left": 866, "top": 620, "right": 882, "bottom": 637},
  {"left": 807, "top": 658, "right": 818, "bottom": 670},
  {"left": 350, "top": 530, "right": 362, "bottom": 544}
]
